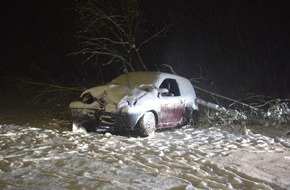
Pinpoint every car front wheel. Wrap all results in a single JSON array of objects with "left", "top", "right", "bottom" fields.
[
  {"left": 138, "top": 112, "right": 156, "bottom": 137},
  {"left": 72, "top": 122, "right": 87, "bottom": 133},
  {"left": 72, "top": 120, "right": 97, "bottom": 133}
]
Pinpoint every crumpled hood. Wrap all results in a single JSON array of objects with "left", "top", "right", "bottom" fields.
[{"left": 81, "top": 84, "right": 147, "bottom": 105}]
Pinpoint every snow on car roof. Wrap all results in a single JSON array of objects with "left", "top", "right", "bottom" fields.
[
  {"left": 111, "top": 72, "right": 161, "bottom": 88},
  {"left": 111, "top": 71, "right": 193, "bottom": 92}
]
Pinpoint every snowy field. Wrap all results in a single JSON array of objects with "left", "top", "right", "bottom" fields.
[{"left": 0, "top": 124, "right": 290, "bottom": 189}]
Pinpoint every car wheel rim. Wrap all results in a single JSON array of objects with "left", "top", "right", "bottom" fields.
[{"left": 144, "top": 112, "right": 156, "bottom": 135}]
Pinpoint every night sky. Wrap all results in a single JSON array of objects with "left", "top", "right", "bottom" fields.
[{"left": 1, "top": 0, "right": 290, "bottom": 107}]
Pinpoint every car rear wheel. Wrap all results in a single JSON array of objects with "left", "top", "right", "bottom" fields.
[
  {"left": 191, "top": 110, "right": 199, "bottom": 125},
  {"left": 185, "top": 109, "right": 199, "bottom": 126},
  {"left": 138, "top": 112, "right": 156, "bottom": 137}
]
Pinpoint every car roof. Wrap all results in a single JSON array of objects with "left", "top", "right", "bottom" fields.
[{"left": 111, "top": 71, "right": 189, "bottom": 87}]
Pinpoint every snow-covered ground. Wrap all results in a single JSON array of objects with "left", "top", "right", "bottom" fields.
[{"left": 0, "top": 123, "right": 289, "bottom": 189}]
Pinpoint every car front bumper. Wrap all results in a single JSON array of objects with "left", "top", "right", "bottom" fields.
[{"left": 71, "top": 108, "right": 140, "bottom": 130}]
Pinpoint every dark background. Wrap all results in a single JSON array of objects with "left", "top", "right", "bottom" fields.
[{"left": 1, "top": 0, "right": 289, "bottom": 110}]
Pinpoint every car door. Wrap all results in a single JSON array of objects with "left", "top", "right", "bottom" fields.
[{"left": 157, "top": 79, "right": 185, "bottom": 128}]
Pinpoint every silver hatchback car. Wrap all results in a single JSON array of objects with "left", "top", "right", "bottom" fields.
[{"left": 69, "top": 71, "right": 199, "bottom": 136}]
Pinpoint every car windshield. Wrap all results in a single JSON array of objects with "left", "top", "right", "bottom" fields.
[{"left": 111, "top": 72, "right": 159, "bottom": 88}]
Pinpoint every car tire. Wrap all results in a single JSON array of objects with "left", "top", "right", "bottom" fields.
[
  {"left": 139, "top": 112, "right": 156, "bottom": 137},
  {"left": 192, "top": 110, "right": 199, "bottom": 125},
  {"left": 72, "top": 122, "right": 87, "bottom": 133},
  {"left": 72, "top": 120, "right": 96, "bottom": 133}
]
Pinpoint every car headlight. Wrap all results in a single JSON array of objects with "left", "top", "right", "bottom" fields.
[
  {"left": 81, "top": 93, "right": 94, "bottom": 104},
  {"left": 126, "top": 96, "right": 137, "bottom": 106},
  {"left": 117, "top": 100, "right": 128, "bottom": 110},
  {"left": 118, "top": 96, "right": 137, "bottom": 110}
]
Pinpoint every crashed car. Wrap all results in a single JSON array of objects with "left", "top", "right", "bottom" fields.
[{"left": 69, "top": 71, "right": 199, "bottom": 136}]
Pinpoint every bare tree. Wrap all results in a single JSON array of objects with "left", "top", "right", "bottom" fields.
[{"left": 73, "top": 0, "right": 170, "bottom": 71}]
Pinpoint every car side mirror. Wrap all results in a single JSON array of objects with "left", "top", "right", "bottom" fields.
[{"left": 158, "top": 88, "right": 169, "bottom": 97}]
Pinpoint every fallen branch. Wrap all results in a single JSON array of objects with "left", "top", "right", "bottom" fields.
[
  {"left": 7, "top": 77, "right": 84, "bottom": 120},
  {"left": 196, "top": 98, "right": 226, "bottom": 112},
  {"left": 192, "top": 84, "right": 260, "bottom": 112},
  {"left": 17, "top": 78, "right": 83, "bottom": 92}
]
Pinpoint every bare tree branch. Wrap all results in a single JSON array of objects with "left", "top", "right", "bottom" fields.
[
  {"left": 18, "top": 78, "right": 83, "bottom": 92},
  {"left": 73, "top": 0, "right": 170, "bottom": 71},
  {"left": 138, "top": 23, "right": 171, "bottom": 50}
]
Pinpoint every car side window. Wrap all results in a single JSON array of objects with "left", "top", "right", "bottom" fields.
[{"left": 159, "top": 79, "right": 181, "bottom": 97}]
